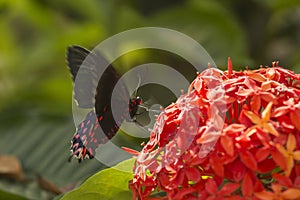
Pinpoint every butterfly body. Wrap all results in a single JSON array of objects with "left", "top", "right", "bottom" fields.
[{"left": 67, "top": 45, "right": 141, "bottom": 162}]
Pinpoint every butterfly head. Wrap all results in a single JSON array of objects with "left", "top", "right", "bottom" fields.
[{"left": 129, "top": 96, "right": 143, "bottom": 118}]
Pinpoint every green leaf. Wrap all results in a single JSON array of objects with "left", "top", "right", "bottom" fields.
[
  {"left": 61, "top": 158, "right": 135, "bottom": 200},
  {"left": 0, "top": 114, "right": 105, "bottom": 199},
  {"left": 0, "top": 189, "right": 27, "bottom": 200}
]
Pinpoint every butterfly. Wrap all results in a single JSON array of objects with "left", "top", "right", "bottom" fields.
[{"left": 66, "top": 45, "right": 142, "bottom": 162}]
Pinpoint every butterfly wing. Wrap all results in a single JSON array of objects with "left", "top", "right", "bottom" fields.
[
  {"left": 67, "top": 45, "right": 121, "bottom": 108},
  {"left": 67, "top": 45, "right": 128, "bottom": 162},
  {"left": 67, "top": 45, "right": 144, "bottom": 162}
]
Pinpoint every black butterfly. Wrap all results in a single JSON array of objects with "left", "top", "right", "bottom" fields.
[{"left": 66, "top": 45, "right": 142, "bottom": 162}]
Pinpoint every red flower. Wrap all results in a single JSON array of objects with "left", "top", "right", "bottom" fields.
[
  {"left": 204, "top": 178, "right": 240, "bottom": 199},
  {"left": 129, "top": 59, "right": 300, "bottom": 199},
  {"left": 239, "top": 102, "right": 279, "bottom": 141},
  {"left": 254, "top": 184, "right": 300, "bottom": 200},
  {"left": 273, "top": 98, "right": 300, "bottom": 131},
  {"left": 276, "top": 133, "right": 300, "bottom": 176}
]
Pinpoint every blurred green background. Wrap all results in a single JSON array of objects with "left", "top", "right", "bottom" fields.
[{"left": 0, "top": 0, "right": 299, "bottom": 199}]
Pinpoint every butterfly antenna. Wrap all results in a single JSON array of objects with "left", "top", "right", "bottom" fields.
[
  {"left": 138, "top": 104, "right": 161, "bottom": 113},
  {"left": 133, "top": 74, "right": 142, "bottom": 98}
]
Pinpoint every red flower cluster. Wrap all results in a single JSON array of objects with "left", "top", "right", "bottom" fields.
[{"left": 129, "top": 58, "right": 300, "bottom": 200}]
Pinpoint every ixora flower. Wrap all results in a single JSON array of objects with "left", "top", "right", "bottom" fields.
[{"left": 128, "top": 58, "right": 300, "bottom": 200}]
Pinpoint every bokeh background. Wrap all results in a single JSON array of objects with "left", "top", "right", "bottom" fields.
[{"left": 0, "top": 0, "right": 299, "bottom": 199}]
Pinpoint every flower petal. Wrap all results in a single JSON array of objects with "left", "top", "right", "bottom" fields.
[
  {"left": 185, "top": 167, "right": 202, "bottom": 183},
  {"left": 205, "top": 179, "right": 218, "bottom": 194},
  {"left": 293, "top": 151, "right": 300, "bottom": 161},
  {"left": 261, "top": 102, "right": 273, "bottom": 123},
  {"left": 221, "top": 135, "right": 234, "bottom": 156},
  {"left": 276, "top": 143, "right": 289, "bottom": 157},
  {"left": 272, "top": 106, "right": 290, "bottom": 117},
  {"left": 223, "top": 124, "right": 246, "bottom": 133},
  {"left": 242, "top": 172, "right": 253, "bottom": 196},
  {"left": 263, "top": 123, "right": 279, "bottom": 137},
  {"left": 271, "top": 184, "right": 282, "bottom": 194},
  {"left": 287, "top": 134, "right": 296, "bottom": 152},
  {"left": 286, "top": 156, "right": 294, "bottom": 176},
  {"left": 290, "top": 111, "right": 300, "bottom": 131},
  {"left": 248, "top": 72, "right": 267, "bottom": 82},
  {"left": 251, "top": 95, "right": 261, "bottom": 113},
  {"left": 244, "top": 111, "right": 261, "bottom": 125},
  {"left": 272, "top": 149, "right": 287, "bottom": 170},
  {"left": 254, "top": 191, "right": 275, "bottom": 200},
  {"left": 210, "top": 155, "right": 224, "bottom": 177},
  {"left": 273, "top": 173, "right": 293, "bottom": 188},
  {"left": 240, "top": 151, "right": 258, "bottom": 171},
  {"left": 260, "top": 92, "right": 278, "bottom": 104},
  {"left": 219, "top": 182, "right": 240, "bottom": 195},
  {"left": 282, "top": 188, "right": 300, "bottom": 199},
  {"left": 255, "top": 147, "right": 270, "bottom": 162}
]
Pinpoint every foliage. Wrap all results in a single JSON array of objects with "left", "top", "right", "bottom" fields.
[
  {"left": 61, "top": 158, "right": 135, "bottom": 200},
  {"left": 0, "top": 189, "right": 27, "bottom": 200}
]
